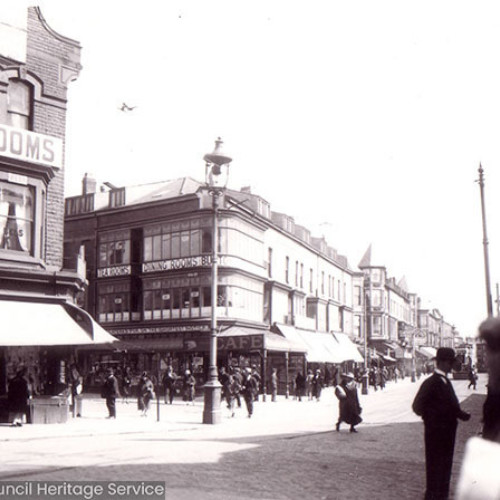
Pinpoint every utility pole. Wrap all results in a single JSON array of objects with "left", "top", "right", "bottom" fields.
[
  {"left": 477, "top": 164, "right": 493, "bottom": 317},
  {"left": 496, "top": 283, "right": 500, "bottom": 317}
]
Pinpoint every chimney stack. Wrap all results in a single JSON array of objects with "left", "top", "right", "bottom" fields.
[{"left": 82, "top": 173, "right": 97, "bottom": 195}]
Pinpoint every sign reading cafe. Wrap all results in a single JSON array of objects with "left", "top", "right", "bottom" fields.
[
  {"left": 0, "top": 124, "right": 63, "bottom": 168},
  {"left": 142, "top": 255, "right": 220, "bottom": 273}
]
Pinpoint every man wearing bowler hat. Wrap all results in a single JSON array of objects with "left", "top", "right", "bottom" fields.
[{"left": 412, "top": 347, "right": 471, "bottom": 500}]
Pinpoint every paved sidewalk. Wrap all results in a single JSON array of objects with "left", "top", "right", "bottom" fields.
[{"left": 0, "top": 374, "right": 485, "bottom": 442}]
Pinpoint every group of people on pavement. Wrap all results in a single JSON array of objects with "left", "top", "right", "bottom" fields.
[
  {"left": 219, "top": 366, "right": 260, "bottom": 418},
  {"left": 99, "top": 365, "right": 204, "bottom": 419}
]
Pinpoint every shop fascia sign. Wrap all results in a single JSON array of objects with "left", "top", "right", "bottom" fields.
[
  {"left": 217, "top": 335, "right": 264, "bottom": 351},
  {"left": 97, "top": 265, "right": 132, "bottom": 278},
  {"left": 142, "top": 255, "right": 225, "bottom": 273},
  {"left": 0, "top": 124, "right": 63, "bottom": 168},
  {"left": 111, "top": 325, "right": 211, "bottom": 335}
]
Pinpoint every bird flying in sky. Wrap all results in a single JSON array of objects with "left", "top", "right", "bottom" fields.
[{"left": 119, "top": 102, "right": 137, "bottom": 112}]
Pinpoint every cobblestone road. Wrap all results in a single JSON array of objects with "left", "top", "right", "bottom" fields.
[{"left": 0, "top": 376, "right": 487, "bottom": 500}]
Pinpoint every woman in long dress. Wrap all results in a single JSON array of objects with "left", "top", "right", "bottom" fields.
[{"left": 335, "top": 372, "right": 362, "bottom": 433}]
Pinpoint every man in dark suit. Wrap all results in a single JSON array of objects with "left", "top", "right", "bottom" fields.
[
  {"left": 412, "top": 347, "right": 471, "bottom": 500},
  {"left": 101, "top": 367, "right": 120, "bottom": 419}
]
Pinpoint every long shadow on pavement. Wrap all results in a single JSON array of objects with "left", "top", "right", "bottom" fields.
[{"left": 1, "top": 393, "right": 485, "bottom": 500}]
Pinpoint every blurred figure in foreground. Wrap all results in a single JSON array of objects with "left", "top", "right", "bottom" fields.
[{"left": 456, "top": 317, "right": 500, "bottom": 500}]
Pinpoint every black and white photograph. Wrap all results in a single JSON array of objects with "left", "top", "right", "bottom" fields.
[{"left": 1, "top": 1, "right": 500, "bottom": 499}]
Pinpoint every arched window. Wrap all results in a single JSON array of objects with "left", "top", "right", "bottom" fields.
[{"left": 7, "top": 79, "right": 32, "bottom": 130}]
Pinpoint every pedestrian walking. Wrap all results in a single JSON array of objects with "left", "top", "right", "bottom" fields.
[
  {"left": 138, "top": 372, "right": 155, "bottom": 417},
  {"left": 232, "top": 367, "right": 243, "bottom": 408},
  {"left": 369, "top": 367, "right": 378, "bottom": 391},
  {"left": 225, "top": 372, "right": 241, "bottom": 417},
  {"left": 412, "top": 347, "right": 471, "bottom": 500},
  {"left": 467, "top": 365, "right": 478, "bottom": 390},
  {"left": 241, "top": 367, "right": 258, "bottom": 418},
  {"left": 121, "top": 366, "right": 132, "bottom": 404},
  {"left": 311, "top": 369, "right": 323, "bottom": 402},
  {"left": 182, "top": 369, "right": 196, "bottom": 405},
  {"left": 335, "top": 372, "right": 362, "bottom": 433},
  {"left": 251, "top": 365, "right": 261, "bottom": 401},
  {"left": 101, "top": 367, "right": 120, "bottom": 419},
  {"left": 8, "top": 367, "right": 30, "bottom": 427},
  {"left": 68, "top": 363, "right": 83, "bottom": 417},
  {"left": 478, "top": 317, "right": 500, "bottom": 441},
  {"left": 295, "top": 371, "right": 306, "bottom": 402},
  {"left": 379, "top": 366, "right": 388, "bottom": 390},
  {"left": 271, "top": 367, "right": 278, "bottom": 402},
  {"left": 162, "top": 366, "right": 177, "bottom": 404},
  {"left": 306, "top": 369, "right": 314, "bottom": 400}
]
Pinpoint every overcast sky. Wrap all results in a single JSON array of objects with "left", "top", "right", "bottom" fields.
[{"left": 32, "top": 0, "right": 500, "bottom": 338}]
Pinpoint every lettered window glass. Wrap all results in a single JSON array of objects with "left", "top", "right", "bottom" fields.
[{"left": 0, "top": 181, "right": 34, "bottom": 254}]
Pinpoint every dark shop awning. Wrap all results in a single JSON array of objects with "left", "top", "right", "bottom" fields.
[{"left": 0, "top": 298, "right": 118, "bottom": 346}]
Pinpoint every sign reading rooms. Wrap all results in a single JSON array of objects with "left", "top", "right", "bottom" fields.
[{"left": 0, "top": 124, "right": 63, "bottom": 168}]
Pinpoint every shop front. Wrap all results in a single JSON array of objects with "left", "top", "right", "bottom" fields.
[
  {"left": 88, "top": 323, "right": 306, "bottom": 399},
  {"left": 274, "top": 324, "right": 364, "bottom": 386},
  {"left": 0, "top": 297, "right": 117, "bottom": 424}
]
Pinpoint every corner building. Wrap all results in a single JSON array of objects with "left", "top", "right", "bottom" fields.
[
  {"left": 65, "top": 177, "right": 362, "bottom": 394},
  {"left": 0, "top": 7, "right": 114, "bottom": 422}
]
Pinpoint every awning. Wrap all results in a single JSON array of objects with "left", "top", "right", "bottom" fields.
[
  {"left": 0, "top": 298, "right": 118, "bottom": 346},
  {"left": 418, "top": 346, "right": 437, "bottom": 359},
  {"left": 264, "top": 332, "right": 304, "bottom": 352},
  {"left": 276, "top": 324, "right": 345, "bottom": 363},
  {"left": 219, "top": 326, "right": 305, "bottom": 353},
  {"left": 381, "top": 354, "right": 397, "bottom": 363},
  {"left": 332, "top": 333, "right": 364, "bottom": 363},
  {"left": 273, "top": 324, "right": 309, "bottom": 352}
]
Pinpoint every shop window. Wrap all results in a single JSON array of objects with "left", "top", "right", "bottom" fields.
[
  {"left": 217, "top": 285, "right": 229, "bottom": 307},
  {"left": 202, "top": 286, "right": 211, "bottom": 309},
  {"left": 97, "top": 283, "right": 131, "bottom": 322},
  {"left": 0, "top": 182, "right": 34, "bottom": 254},
  {"left": 172, "top": 289, "right": 181, "bottom": 318},
  {"left": 191, "top": 289, "right": 200, "bottom": 317},
  {"left": 182, "top": 288, "right": 190, "bottom": 317},
  {"left": 201, "top": 228, "right": 212, "bottom": 254}
]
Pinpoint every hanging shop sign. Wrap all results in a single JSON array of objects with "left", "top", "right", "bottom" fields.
[{"left": 0, "top": 124, "right": 63, "bottom": 168}]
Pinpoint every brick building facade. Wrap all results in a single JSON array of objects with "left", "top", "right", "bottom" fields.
[{"left": 0, "top": 8, "right": 114, "bottom": 418}]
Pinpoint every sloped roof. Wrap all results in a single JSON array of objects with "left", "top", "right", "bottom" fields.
[
  {"left": 397, "top": 276, "right": 409, "bottom": 291},
  {"left": 358, "top": 244, "right": 386, "bottom": 269},
  {"left": 123, "top": 177, "right": 203, "bottom": 206}
]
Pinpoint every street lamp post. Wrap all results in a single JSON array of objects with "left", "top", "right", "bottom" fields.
[
  {"left": 202, "top": 137, "right": 232, "bottom": 425},
  {"left": 477, "top": 164, "right": 493, "bottom": 317},
  {"left": 411, "top": 330, "right": 416, "bottom": 383},
  {"left": 361, "top": 290, "right": 369, "bottom": 395}
]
